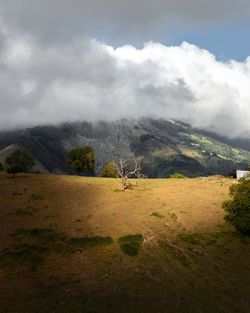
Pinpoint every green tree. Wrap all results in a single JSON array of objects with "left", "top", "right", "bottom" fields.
[
  {"left": 0, "top": 162, "right": 3, "bottom": 172},
  {"left": 101, "top": 162, "right": 118, "bottom": 178},
  {"left": 5, "top": 149, "right": 35, "bottom": 177},
  {"left": 67, "top": 146, "right": 95, "bottom": 174},
  {"left": 222, "top": 177, "right": 250, "bottom": 234}
]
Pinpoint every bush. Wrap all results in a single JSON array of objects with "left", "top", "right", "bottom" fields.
[
  {"left": 222, "top": 177, "right": 250, "bottom": 234},
  {"left": 0, "top": 162, "right": 3, "bottom": 172},
  {"left": 169, "top": 173, "right": 187, "bottom": 179},
  {"left": 101, "top": 162, "right": 118, "bottom": 178}
]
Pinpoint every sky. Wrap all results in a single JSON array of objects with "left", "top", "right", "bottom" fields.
[{"left": 0, "top": 0, "right": 250, "bottom": 137}]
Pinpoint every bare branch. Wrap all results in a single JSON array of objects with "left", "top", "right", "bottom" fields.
[
  {"left": 126, "top": 158, "right": 141, "bottom": 178},
  {"left": 113, "top": 157, "right": 142, "bottom": 190}
]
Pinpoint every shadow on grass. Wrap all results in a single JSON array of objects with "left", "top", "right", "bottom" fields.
[
  {"left": 5, "top": 175, "right": 32, "bottom": 179},
  {"left": 0, "top": 228, "right": 114, "bottom": 271},
  {"left": 178, "top": 229, "right": 248, "bottom": 246}
]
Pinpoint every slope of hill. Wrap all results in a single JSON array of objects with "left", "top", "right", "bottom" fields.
[
  {"left": 1, "top": 174, "right": 250, "bottom": 313},
  {"left": 0, "top": 118, "right": 249, "bottom": 177}
]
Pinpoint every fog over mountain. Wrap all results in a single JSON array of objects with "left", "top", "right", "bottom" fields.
[{"left": 0, "top": 1, "right": 250, "bottom": 138}]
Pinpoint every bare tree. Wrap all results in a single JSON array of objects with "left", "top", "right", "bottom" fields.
[{"left": 114, "top": 158, "right": 142, "bottom": 190}]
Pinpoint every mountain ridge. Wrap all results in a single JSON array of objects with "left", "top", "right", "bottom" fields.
[{"left": 0, "top": 118, "right": 249, "bottom": 177}]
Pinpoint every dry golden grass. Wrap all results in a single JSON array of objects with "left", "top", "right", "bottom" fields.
[{"left": 0, "top": 173, "right": 250, "bottom": 313}]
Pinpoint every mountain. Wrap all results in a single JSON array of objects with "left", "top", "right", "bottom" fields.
[{"left": 0, "top": 118, "right": 249, "bottom": 177}]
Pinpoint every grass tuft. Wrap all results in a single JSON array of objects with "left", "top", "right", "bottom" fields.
[
  {"left": 0, "top": 243, "right": 48, "bottom": 271},
  {"left": 30, "top": 193, "right": 43, "bottom": 201},
  {"left": 11, "top": 228, "right": 56, "bottom": 242},
  {"left": 150, "top": 212, "right": 165, "bottom": 219},
  {"left": 118, "top": 234, "right": 143, "bottom": 256},
  {"left": 167, "top": 212, "right": 178, "bottom": 221},
  {"left": 12, "top": 192, "right": 23, "bottom": 196},
  {"left": 179, "top": 232, "right": 219, "bottom": 246},
  {"left": 15, "top": 206, "right": 37, "bottom": 216}
]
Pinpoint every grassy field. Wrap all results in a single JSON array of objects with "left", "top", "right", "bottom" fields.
[{"left": 1, "top": 173, "right": 250, "bottom": 313}]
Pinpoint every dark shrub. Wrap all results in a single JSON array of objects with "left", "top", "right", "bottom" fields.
[{"left": 222, "top": 177, "right": 250, "bottom": 234}]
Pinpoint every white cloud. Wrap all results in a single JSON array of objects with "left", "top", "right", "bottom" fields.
[
  {"left": 4, "top": 38, "right": 32, "bottom": 65},
  {"left": 0, "top": 24, "right": 250, "bottom": 138}
]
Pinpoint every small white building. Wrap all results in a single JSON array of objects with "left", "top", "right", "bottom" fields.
[{"left": 236, "top": 170, "right": 250, "bottom": 180}]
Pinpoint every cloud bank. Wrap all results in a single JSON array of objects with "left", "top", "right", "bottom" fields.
[
  {"left": 0, "top": 17, "right": 250, "bottom": 137},
  {"left": 1, "top": 0, "right": 250, "bottom": 44}
]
